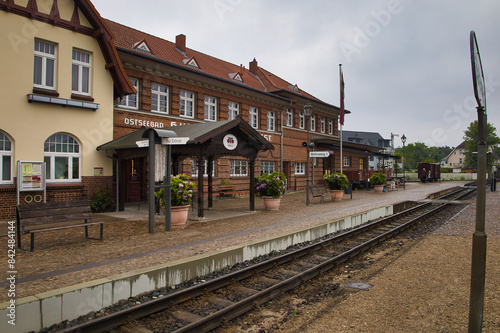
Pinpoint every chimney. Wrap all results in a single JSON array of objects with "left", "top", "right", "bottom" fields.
[
  {"left": 249, "top": 58, "right": 258, "bottom": 75},
  {"left": 175, "top": 34, "right": 186, "bottom": 53}
]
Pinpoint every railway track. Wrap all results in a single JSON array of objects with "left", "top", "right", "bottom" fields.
[{"left": 61, "top": 186, "right": 475, "bottom": 333}]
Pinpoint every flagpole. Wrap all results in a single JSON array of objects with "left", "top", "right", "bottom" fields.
[{"left": 339, "top": 64, "right": 344, "bottom": 174}]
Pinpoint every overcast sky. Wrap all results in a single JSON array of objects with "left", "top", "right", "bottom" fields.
[{"left": 92, "top": 0, "right": 500, "bottom": 148}]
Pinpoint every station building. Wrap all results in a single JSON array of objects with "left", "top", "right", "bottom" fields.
[
  {"left": 1, "top": 0, "right": 386, "bottom": 220},
  {"left": 0, "top": 0, "right": 133, "bottom": 219}
]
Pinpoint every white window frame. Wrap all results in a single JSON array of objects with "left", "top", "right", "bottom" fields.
[
  {"left": 310, "top": 115, "right": 316, "bottom": 132},
  {"left": 343, "top": 156, "right": 351, "bottom": 167},
  {"left": 204, "top": 95, "right": 217, "bottom": 121},
  {"left": 119, "top": 78, "right": 139, "bottom": 109},
  {"left": 249, "top": 107, "right": 259, "bottom": 129},
  {"left": 151, "top": 83, "right": 169, "bottom": 113},
  {"left": 299, "top": 111, "right": 305, "bottom": 129},
  {"left": 44, "top": 133, "right": 81, "bottom": 183},
  {"left": 180, "top": 90, "right": 195, "bottom": 118},
  {"left": 228, "top": 101, "right": 239, "bottom": 120},
  {"left": 191, "top": 159, "right": 215, "bottom": 177},
  {"left": 230, "top": 160, "right": 248, "bottom": 177},
  {"left": 295, "top": 162, "right": 305, "bottom": 175},
  {"left": 328, "top": 119, "right": 333, "bottom": 135},
  {"left": 320, "top": 117, "right": 326, "bottom": 133},
  {"left": 71, "top": 49, "right": 91, "bottom": 95},
  {"left": 267, "top": 111, "right": 275, "bottom": 131},
  {"left": 0, "top": 131, "right": 13, "bottom": 185},
  {"left": 261, "top": 161, "right": 275, "bottom": 174},
  {"left": 33, "top": 39, "right": 56, "bottom": 90},
  {"left": 286, "top": 109, "right": 293, "bottom": 127}
]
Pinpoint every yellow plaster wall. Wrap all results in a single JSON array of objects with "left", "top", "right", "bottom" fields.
[{"left": 0, "top": 8, "right": 115, "bottom": 177}]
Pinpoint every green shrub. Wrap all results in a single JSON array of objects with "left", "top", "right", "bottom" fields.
[
  {"left": 90, "top": 187, "right": 114, "bottom": 212},
  {"left": 369, "top": 173, "right": 387, "bottom": 185}
]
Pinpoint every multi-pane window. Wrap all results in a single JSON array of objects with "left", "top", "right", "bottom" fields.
[
  {"left": 310, "top": 115, "right": 316, "bottom": 132},
  {"left": 230, "top": 160, "right": 248, "bottom": 177},
  {"left": 261, "top": 161, "right": 275, "bottom": 174},
  {"left": 44, "top": 133, "right": 80, "bottom": 183},
  {"left": 71, "top": 49, "right": 91, "bottom": 95},
  {"left": 249, "top": 107, "right": 258, "bottom": 129},
  {"left": 286, "top": 109, "right": 293, "bottom": 127},
  {"left": 191, "top": 159, "right": 214, "bottom": 177},
  {"left": 328, "top": 119, "right": 333, "bottom": 134},
  {"left": 295, "top": 162, "right": 305, "bottom": 175},
  {"left": 119, "top": 78, "right": 139, "bottom": 109},
  {"left": 320, "top": 117, "right": 326, "bottom": 133},
  {"left": 0, "top": 132, "right": 13, "bottom": 184},
  {"left": 299, "top": 111, "right": 305, "bottom": 129},
  {"left": 343, "top": 156, "right": 351, "bottom": 167},
  {"left": 204, "top": 96, "right": 217, "bottom": 121},
  {"left": 33, "top": 39, "right": 56, "bottom": 89},
  {"left": 267, "top": 111, "right": 275, "bottom": 131},
  {"left": 180, "top": 90, "right": 194, "bottom": 118},
  {"left": 151, "top": 83, "right": 168, "bottom": 113},
  {"left": 228, "top": 101, "right": 239, "bottom": 120}
]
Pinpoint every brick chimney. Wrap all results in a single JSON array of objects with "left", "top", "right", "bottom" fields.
[
  {"left": 175, "top": 34, "right": 186, "bottom": 53},
  {"left": 249, "top": 58, "right": 258, "bottom": 75}
]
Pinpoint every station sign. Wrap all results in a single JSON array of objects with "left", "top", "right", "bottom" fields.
[
  {"left": 309, "top": 151, "right": 330, "bottom": 158},
  {"left": 162, "top": 137, "right": 190, "bottom": 145},
  {"left": 136, "top": 140, "right": 149, "bottom": 147}
]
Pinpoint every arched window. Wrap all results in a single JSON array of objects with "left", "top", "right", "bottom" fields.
[
  {"left": 44, "top": 133, "right": 80, "bottom": 182},
  {"left": 0, "top": 131, "right": 13, "bottom": 184}
]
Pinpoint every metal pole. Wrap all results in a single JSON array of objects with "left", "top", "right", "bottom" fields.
[
  {"left": 468, "top": 108, "right": 488, "bottom": 333},
  {"left": 148, "top": 130, "right": 155, "bottom": 234},
  {"left": 164, "top": 144, "right": 172, "bottom": 232},
  {"left": 403, "top": 144, "right": 406, "bottom": 190},
  {"left": 306, "top": 116, "right": 310, "bottom": 206}
]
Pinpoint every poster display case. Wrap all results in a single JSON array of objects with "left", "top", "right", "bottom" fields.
[{"left": 17, "top": 161, "right": 46, "bottom": 204}]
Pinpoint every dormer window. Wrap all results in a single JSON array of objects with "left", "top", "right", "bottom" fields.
[
  {"left": 288, "top": 84, "right": 299, "bottom": 92},
  {"left": 183, "top": 56, "right": 199, "bottom": 68},
  {"left": 229, "top": 72, "right": 244, "bottom": 82},
  {"left": 132, "top": 40, "right": 152, "bottom": 54}
]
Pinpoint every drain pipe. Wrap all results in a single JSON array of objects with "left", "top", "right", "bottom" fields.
[{"left": 103, "top": 149, "right": 120, "bottom": 212}]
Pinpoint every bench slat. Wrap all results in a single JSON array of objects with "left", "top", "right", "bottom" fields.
[{"left": 29, "top": 222, "right": 103, "bottom": 233}]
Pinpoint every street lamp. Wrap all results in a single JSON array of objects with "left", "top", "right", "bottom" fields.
[
  {"left": 304, "top": 102, "right": 313, "bottom": 206},
  {"left": 401, "top": 134, "right": 406, "bottom": 189}
]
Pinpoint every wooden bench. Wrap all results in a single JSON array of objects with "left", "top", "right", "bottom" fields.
[
  {"left": 309, "top": 184, "right": 331, "bottom": 203},
  {"left": 217, "top": 185, "right": 242, "bottom": 199},
  {"left": 16, "top": 200, "right": 103, "bottom": 252}
]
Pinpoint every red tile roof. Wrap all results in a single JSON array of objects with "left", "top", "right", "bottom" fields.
[{"left": 104, "top": 19, "right": 323, "bottom": 103}]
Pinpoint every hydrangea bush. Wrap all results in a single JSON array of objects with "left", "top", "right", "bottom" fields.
[
  {"left": 255, "top": 171, "right": 286, "bottom": 198},
  {"left": 322, "top": 172, "right": 349, "bottom": 190},
  {"left": 156, "top": 174, "right": 196, "bottom": 207}
]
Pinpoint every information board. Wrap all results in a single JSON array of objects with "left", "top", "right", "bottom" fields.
[{"left": 17, "top": 161, "right": 46, "bottom": 204}]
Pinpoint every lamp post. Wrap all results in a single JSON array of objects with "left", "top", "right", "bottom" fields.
[
  {"left": 401, "top": 134, "right": 406, "bottom": 189},
  {"left": 304, "top": 102, "right": 313, "bottom": 206}
]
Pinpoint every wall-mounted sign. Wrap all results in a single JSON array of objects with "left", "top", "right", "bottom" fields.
[
  {"left": 223, "top": 134, "right": 238, "bottom": 150},
  {"left": 17, "top": 161, "right": 46, "bottom": 204}
]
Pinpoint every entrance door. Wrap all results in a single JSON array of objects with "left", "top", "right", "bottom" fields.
[
  {"left": 283, "top": 162, "right": 292, "bottom": 190},
  {"left": 126, "top": 158, "right": 142, "bottom": 202},
  {"left": 324, "top": 155, "right": 336, "bottom": 174}
]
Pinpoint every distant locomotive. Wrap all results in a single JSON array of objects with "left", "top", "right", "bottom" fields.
[{"left": 418, "top": 163, "right": 441, "bottom": 182}]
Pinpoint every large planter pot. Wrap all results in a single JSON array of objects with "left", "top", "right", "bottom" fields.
[
  {"left": 373, "top": 184, "right": 384, "bottom": 193},
  {"left": 263, "top": 196, "right": 282, "bottom": 211},
  {"left": 330, "top": 190, "right": 344, "bottom": 201},
  {"left": 170, "top": 205, "right": 190, "bottom": 225}
]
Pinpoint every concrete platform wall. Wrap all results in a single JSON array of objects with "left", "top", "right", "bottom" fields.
[{"left": 0, "top": 204, "right": 393, "bottom": 333}]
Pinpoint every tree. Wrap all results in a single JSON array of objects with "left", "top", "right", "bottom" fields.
[{"left": 463, "top": 120, "right": 500, "bottom": 169}]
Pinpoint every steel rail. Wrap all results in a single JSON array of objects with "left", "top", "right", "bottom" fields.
[{"left": 61, "top": 186, "right": 475, "bottom": 333}]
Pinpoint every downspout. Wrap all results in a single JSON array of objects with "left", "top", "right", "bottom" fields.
[{"left": 103, "top": 149, "right": 120, "bottom": 212}]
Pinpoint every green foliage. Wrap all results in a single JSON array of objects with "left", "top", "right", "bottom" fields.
[
  {"left": 90, "top": 187, "right": 113, "bottom": 213},
  {"left": 255, "top": 171, "right": 286, "bottom": 198},
  {"left": 395, "top": 143, "right": 453, "bottom": 170},
  {"left": 219, "top": 179, "right": 232, "bottom": 186},
  {"left": 463, "top": 120, "right": 500, "bottom": 169},
  {"left": 323, "top": 172, "right": 349, "bottom": 190},
  {"left": 155, "top": 174, "right": 196, "bottom": 207},
  {"left": 369, "top": 173, "right": 387, "bottom": 185}
]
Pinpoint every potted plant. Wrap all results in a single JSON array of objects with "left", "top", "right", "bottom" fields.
[
  {"left": 255, "top": 171, "right": 286, "bottom": 210},
  {"left": 155, "top": 174, "right": 196, "bottom": 225},
  {"left": 322, "top": 172, "right": 349, "bottom": 200},
  {"left": 369, "top": 173, "right": 387, "bottom": 193}
]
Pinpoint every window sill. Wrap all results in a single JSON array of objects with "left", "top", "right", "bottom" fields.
[
  {"left": 33, "top": 87, "right": 59, "bottom": 97},
  {"left": 71, "top": 94, "right": 94, "bottom": 102}
]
